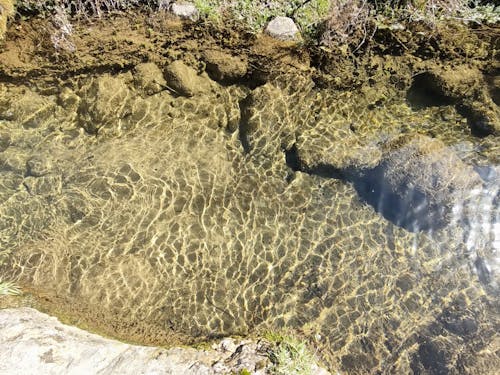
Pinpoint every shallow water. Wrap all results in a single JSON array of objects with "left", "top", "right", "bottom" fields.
[{"left": 0, "top": 66, "right": 498, "bottom": 373}]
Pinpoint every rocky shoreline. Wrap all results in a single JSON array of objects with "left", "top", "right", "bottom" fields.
[{"left": 0, "top": 307, "right": 330, "bottom": 374}]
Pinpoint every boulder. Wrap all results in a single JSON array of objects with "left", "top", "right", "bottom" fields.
[
  {"left": 0, "top": 308, "right": 322, "bottom": 375},
  {"left": 428, "top": 65, "right": 483, "bottom": 100},
  {"left": 203, "top": 50, "right": 247, "bottom": 83},
  {"left": 164, "top": 60, "right": 210, "bottom": 97},
  {"left": 382, "top": 134, "right": 482, "bottom": 208},
  {"left": 170, "top": 2, "right": 199, "bottom": 21},
  {"left": 133, "top": 62, "right": 167, "bottom": 96},
  {"left": 409, "top": 65, "right": 499, "bottom": 135},
  {"left": 265, "top": 16, "right": 300, "bottom": 41},
  {"left": 77, "top": 75, "right": 131, "bottom": 134}
]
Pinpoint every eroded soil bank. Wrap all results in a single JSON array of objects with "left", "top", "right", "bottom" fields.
[{"left": 1, "top": 12, "right": 499, "bottom": 374}]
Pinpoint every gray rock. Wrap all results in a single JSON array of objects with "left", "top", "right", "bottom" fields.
[
  {"left": 0, "top": 308, "right": 328, "bottom": 375},
  {"left": 265, "top": 16, "right": 300, "bottom": 41},
  {"left": 170, "top": 2, "right": 199, "bottom": 21}
]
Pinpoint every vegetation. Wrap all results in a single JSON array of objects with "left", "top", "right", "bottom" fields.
[
  {"left": 0, "top": 248, "right": 20, "bottom": 296},
  {"left": 13, "top": 0, "right": 499, "bottom": 34},
  {"left": 0, "top": 278, "right": 21, "bottom": 296},
  {"left": 264, "top": 332, "right": 317, "bottom": 375}
]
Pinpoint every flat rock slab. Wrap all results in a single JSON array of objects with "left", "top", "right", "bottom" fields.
[{"left": 0, "top": 307, "right": 273, "bottom": 375}]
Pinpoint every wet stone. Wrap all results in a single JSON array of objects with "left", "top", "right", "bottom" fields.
[
  {"left": 58, "top": 87, "right": 80, "bottom": 112},
  {"left": 77, "top": 75, "right": 131, "bottom": 134},
  {"left": 203, "top": 50, "right": 248, "bottom": 83},
  {"left": 133, "top": 63, "right": 167, "bottom": 96},
  {"left": 26, "top": 156, "right": 52, "bottom": 177},
  {"left": 0, "top": 131, "right": 10, "bottom": 152},
  {"left": 164, "top": 60, "right": 210, "bottom": 97}
]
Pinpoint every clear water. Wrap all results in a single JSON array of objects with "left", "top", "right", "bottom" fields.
[{"left": 0, "top": 68, "right": 498, "bottom": 373}]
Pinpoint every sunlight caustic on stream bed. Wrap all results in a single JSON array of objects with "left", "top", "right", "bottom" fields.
[{"left": 0, "top": 53, "right": 498, "bottom": 374}]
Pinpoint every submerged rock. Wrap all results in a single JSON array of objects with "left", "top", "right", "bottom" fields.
[
  {"left": 0, "top": 91, "right": 56, "bottom": 129},
  {"left": 165, "top": 60, "right": 210, "bottom": 97},
  {"left": 133, "top": 62, "right": 167, "bottom": 96},
  {"left": 58, "top": 87, "right": 81, "bottom": 112},
  {"left": 170, "top": 2, "right": 199, "bottom": 21},
  {"left": 428, "top": 65, "right": 483, "bottom": 100},
  {"left": 265, "top": 17, "right": 300, "bottom": 41},
  {"left": 0, "top": 130, "right": 10, "bottom": 152},
  {"left": 23, "top": 175, "right": 62, "bottom": 196},
  {"left": 409, "top": 65, "right": 500, "bottom": 135},
  {"left": 77, "top": 75, "right": 131, "bottom": 135},
  {"left": 203, "top": 50, "right": 248, "bottom": 83},
  {"left": 26, "top": 156, "right": 52, "bottom": 177},
  {"left": 382, "top": 134, "right": 482, "bottom": 209}
]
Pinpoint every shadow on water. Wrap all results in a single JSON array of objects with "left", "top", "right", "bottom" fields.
[
  {"left": 285, "top": 145, "right": 447, "bottom": 233},
  {"left": 406, "top": 73, "right": 455, "bottom": 110},
  {"left": 346, "top": 166, "right": 447, "bottom": 233}
]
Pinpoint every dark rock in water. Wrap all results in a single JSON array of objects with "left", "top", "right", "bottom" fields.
[
  {"left": 133, "top": 63, "right": 167, "bottom": 96},
  {"left": 439, "top": 308, "right": 478, "bottom": 338},
  {"left": 488, "top": 74, "right": 500, "bottom": 106},
  {"left": 26, "top": 156, "right": 52, "bottom": 177},
  {"left": 345, "top": 134, "right": 485, "bottom": 232},
  {"left": 382, "top": 134, "right": 482, "bottom": 211},
  {"left": 203, "top": 50, "right": 247, "bottom": 83},
  {"left": 458, "top": 99, "right": 500, "bottom": 137},
  {"left": 164, "top": 60, "right": 210, "bottom": 97},
  {"left": 411, "top": 339, "right": 450, "bottom": 375},
  {"left": 0, "top": 131, "right": 10, "bottom": 152}
]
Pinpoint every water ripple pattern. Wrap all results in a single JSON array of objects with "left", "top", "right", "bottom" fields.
[{"left": 0, "top": 69, "right": 498, "bottom": 373}]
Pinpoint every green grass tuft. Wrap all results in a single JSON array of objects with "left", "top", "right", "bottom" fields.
[
  {"left": 265, "top": 333, "right": 316, "bottom": 375},
  {"left": 0, "top": 278, "right": 21, "bottom": 296}
]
